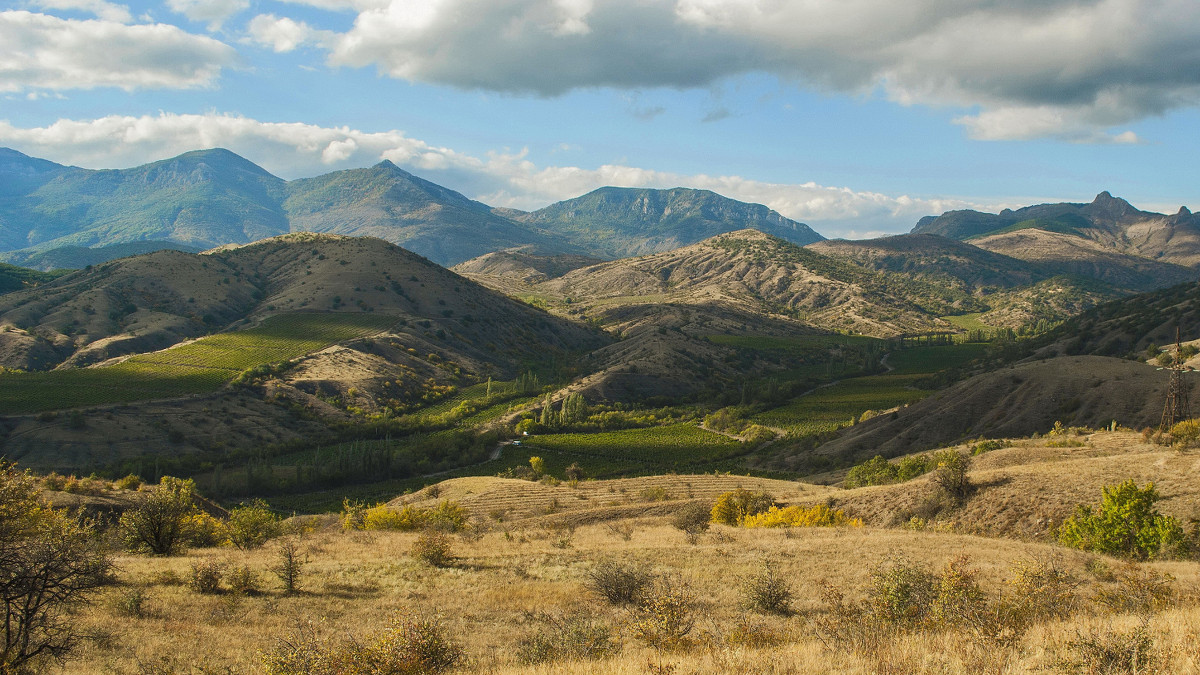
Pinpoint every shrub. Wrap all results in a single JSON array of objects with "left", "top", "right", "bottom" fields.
[
  {"left": 261, "top": 613, "right": 463, "bottom": 675},
  {"left": 1169, "top": 418, "right": 1200, "bottom": 447},
  {"left": 564, "top": 463, "right": 585, "bottom": 481},
  {"left": 741, "top": 504, "right": 862, "bottom": 528},
  {"left": 426, "top": 500, "right": 470, "bottom": 532},
  {"left": 586, "top": 559, "right": 653, "bottom": 606},
  {"left": 411, "top": 531, "right": 455, "bottom": 568},
  {"left": 930, "top": 554, "right": 986, "bottom": 627},
  {"left": 1005, "top": 557, "right": 1079, "bottom": 620},
  {"left": 112, "top": 588, "right": 148, "bottom": 618},
  {"left": 867, "top": 557, "right": 937, "bottom": 627},
  {"left": 844, "top": 455, "right": 896, "bottom": 488},
  {"left": 363, "top": 503, "right": 426, "bottom": 531},
  {"left": 227, "top": 565, "right": 261, "bottom": 596},
  {"left": 227, "top": 500, "right": 282, "bottom": 549},
  {"left": 1058, "top": 480, "right": 1187, "bottom": 560},
  {"left": 1062, "top": 622, "right": 1157, "bottom": 675},
  {"left": 114, "top": 474, "right": 142, "bottom": 490},
  {"left": 724, "top": 614, "right": 784, "bottom": 648},
  {"left": 630, "top": 577, "right": 697, "bottom": 651},
  {"left": 272, "top": 540, "right": 306, "bottom": 594},
  {"left": 119, "top": 476, "right": 198, "bottom": 555},
  {"left": 1096, "top": 565, "right": 1175, "bottom": 613},
  {"left": 185, "top": 512, "right": 227, "bottom": 548},
  {"left": 341, "top": 499, "right": 367, "bottom": 531},
  {"left": 188, "top": 560, "right": 224, "bottom": 594},
  {"left": 710, "top": 488, "right": 773, "bottom": 526},
  {"left": 529, "top": 456, "right": 546, "bottom": 477},
  {"left": 517, "top": 611, "right": 621, "bottom": 664},
  {"left": 739, "top": 561, "right": 793, "bottom": 615},
  {"left": 670, "top": 503, "right": 711, "bottom": 534},
  {"left": 930, "top": 449, "right": 971, "bottom": 505}
]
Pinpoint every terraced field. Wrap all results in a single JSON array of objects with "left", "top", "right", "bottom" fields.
[{"left": 0, "top": 312, "right": 397, "bottom": 414}]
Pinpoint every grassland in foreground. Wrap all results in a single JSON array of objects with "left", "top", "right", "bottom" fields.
[{"left": 44, "top": 430, "right": 1200, "bottom": 674}]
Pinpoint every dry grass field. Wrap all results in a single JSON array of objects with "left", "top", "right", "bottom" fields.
[{"left": 39, "top": 430, "right": 1200, "bottom": 674}]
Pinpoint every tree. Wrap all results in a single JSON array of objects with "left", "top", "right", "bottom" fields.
[
  {"left": 1058, "top": 480, "right": 1187, "bottom": 560},
  {"left": 119, "top": 476, "right": 198, "bottom": 555},
  {"left": 1, "top": 462, "right": 111, "bottom": 672}
]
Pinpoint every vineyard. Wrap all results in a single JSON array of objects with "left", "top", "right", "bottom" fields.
[
  {"left": 0, "top": 313, "right": 397, "bottom": 415},
  {"left": 753, "top": 342, "right": 988, "bottom": 437},
  {"left": 519, "top": 423, "right": 744, "bottom": 473}
]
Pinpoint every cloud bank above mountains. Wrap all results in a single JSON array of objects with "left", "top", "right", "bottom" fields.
[
  {"left": 246, "top": 0, "right": 1200, "bottom": 142},
  {"left": 0, "top": 112, "right": 986, "bottom": 238}
]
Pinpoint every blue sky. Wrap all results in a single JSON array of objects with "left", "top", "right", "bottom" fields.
[{"left": 2, "top": 0, "right": 1199, "bottom": 239}]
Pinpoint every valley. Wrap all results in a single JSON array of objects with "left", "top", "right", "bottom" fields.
[{"left": 3, "top": 148, "right": 1200, "bottom": 674}]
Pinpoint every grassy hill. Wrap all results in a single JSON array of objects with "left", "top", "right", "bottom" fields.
[{"left": 0, "top": 233, "right": 609, "bottom": 476}]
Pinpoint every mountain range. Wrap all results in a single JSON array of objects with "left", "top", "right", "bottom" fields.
[{"left": 0, "top": 147, "right": 823, "bottom": 268}]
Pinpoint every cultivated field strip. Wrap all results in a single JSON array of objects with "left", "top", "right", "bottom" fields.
[{"left": 0, "top": 312, "right": 398, "bottom": 415}]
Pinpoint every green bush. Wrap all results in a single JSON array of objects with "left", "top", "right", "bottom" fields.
[
  {"left": 868, "top": 557, "right": 936, "bottom": 627},
  {"left": 844, "top": 454, "right": 933, "bottom": 488},
  {"left": 227, "top": 500, "right": 282, "bottom": 550},
  {"left": 710, "top": 488, "right": 773, "bottom": 526},
  {"left": 1058, "top": 480, "right": 1187, "bottom": 560}
]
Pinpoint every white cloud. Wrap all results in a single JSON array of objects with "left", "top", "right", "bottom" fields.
[
  {"left": 166, "top": 0, "right": 249, "bottom": 30},
  {"left": 245, "top": 14, "right": 333, "bottom": 52},
  {"left": 0, "top": 11, "right": 237, "bottom": 92},
  {"left": 29, "top": 0, "right": 131, "bottom": 23},
  {"left": 254, "top": 0, "right": 1200, "bottom": 142},
  {"left": 0, "top": 112, "right": 996, "bottom": 236}
]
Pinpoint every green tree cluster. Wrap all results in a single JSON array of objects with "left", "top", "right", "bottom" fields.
[{"left": 1058, "top": 480, "right": 1187, "bottom": 560}]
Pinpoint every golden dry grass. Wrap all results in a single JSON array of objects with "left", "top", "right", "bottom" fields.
[{"left": 47, "top": 430, "right": 1200, "bottom": 674}]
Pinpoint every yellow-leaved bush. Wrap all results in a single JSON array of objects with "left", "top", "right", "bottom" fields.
[
  {"left": 348, "top": 499, "right": 471, "bottom": 532},
  {"left": 740, "top": 504, "right": 862, "bottom": 528}
]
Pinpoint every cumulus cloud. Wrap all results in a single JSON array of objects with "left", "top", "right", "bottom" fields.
[
  {"left": 0, "top": 11, "right": 237, "bottom": 92},
  {"left": 166, "top": 0, "right": 249, "bottom": 30},
  {"left": 246, "top": 14, "right": 334, "bottom": 52},
  {"left": 29, "top": 0, "right": 131, "bottom": 23},
  {"left": 250, "top": 0, "right": 1200, "bottom": 141},
  {"left": 0, "top": 112, "right": 995, "bottom": 236}
]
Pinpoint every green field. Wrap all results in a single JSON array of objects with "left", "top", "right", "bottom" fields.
[
  {"left": 0, "top": 312, "right": 397, "bottom": 414},
  {"left": 941, "top": 313, "right": 994, "bottom": 332},
  {"left": 753, "top": 343, "right": 987, "bottom": 437},
  {"left": 520, "top": 423, "right": 743, "bottom": 473}
]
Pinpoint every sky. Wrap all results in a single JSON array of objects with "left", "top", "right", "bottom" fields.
[{"left": 2, "top": 0, "right": 1199, "bottom": 239}]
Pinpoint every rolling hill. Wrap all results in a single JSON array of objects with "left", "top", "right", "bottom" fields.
[{"left": 913, "top": 191, "right": 1200, "bottom": 267}]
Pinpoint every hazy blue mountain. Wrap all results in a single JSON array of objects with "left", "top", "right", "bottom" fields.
[
  {"left": 508, "top": 186, "right": 825, "bottom": 258},
  {"left": 282, "top": 161, "right": 578, "bottom": 264},
  {"left": 0, "top": 241, "right": 203, "bottom": 271}
]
